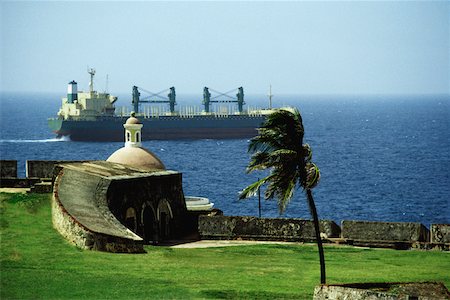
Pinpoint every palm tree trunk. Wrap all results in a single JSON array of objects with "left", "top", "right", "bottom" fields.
[{"left": 306, "top": 189, "right": 326, "bottom": 284}]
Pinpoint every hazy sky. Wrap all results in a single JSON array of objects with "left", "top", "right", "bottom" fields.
[{"left": 1, "top": 1, "right": 449, "bottom": 95}]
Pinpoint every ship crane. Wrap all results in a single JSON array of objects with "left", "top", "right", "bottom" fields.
[
  {"left": 132, "top": 86, "right": 176, "bottom": 114},
  {"left": 203, "top": 87, "right": 245, "bottom": 113}
]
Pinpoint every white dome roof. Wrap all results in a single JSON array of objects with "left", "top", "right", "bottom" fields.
[{"left": 107, "top": 147, "right": 165, "bottom": 171}]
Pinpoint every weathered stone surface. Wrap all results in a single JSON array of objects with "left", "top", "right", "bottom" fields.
[
  {"left": 431, "top": 224, "right": 450, "bottom": 244},
  {"left": 52, "top": 161, "right": 192, "bottom": 252},
  {"left": 313, "top": 282, "right": 450, "bottom": 300},
  {"left": 53, "top": 164, "right": 145, "bottom": 253},
  {"left": 411, "top": 242, "right": 450, "bottom": 251},
  {"left": 341, "top": 220, "right": 429, "bottom": 243},
  {"left": 199, "top": 215, "right": 340, "bottom": 241},
  {"left": 0, "top": 160, "right": 17, "bottom": 178},
  {"left": 26, "top": 160, "right": 87, "bottom": 179},
  {"left": 52, "top": 191, "right": 144, "bottom": 253}
]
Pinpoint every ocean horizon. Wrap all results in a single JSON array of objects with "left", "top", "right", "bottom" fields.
[{"left": 1, "top": 93, "right": 449, "bottom": 226}]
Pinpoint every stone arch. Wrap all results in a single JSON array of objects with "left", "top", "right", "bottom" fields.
[
  {"left": 141, "top": 202, "right": 157, "bottom": 244},
  {"left": 157, "top": 199, "right": 173, "bottom": 240},
  {"left": 126, "top": 130, "right": 131, "bottom": 142},
  {"left": 124, "top": 207, "right": 137, "bottom": 232}
]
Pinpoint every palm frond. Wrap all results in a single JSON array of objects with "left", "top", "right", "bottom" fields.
[
  {"left": 276, "top": 178, "right": 296, "bottom": 213},
  {"left": 241, "top": 107, "right": 319, "bottom": 214},
  {"left": 238, "top": 175, "right": 275, "bottom": 199},
  {"left": 246, "top": 149, "right": 298, "bottom": 173},
  {"left": 248, "top": 108, "right": 305, "bottom": 154}
]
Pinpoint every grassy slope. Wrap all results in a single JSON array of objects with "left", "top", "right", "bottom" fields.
[{"left": 1, "top": 193, "right": 449, "bottom": 299}]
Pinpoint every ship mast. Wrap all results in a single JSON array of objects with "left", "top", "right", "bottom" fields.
[{"left": 88, "top": 68, "right": 96, "bottom": 93}]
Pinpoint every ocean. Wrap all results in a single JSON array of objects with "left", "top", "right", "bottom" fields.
[{"left": 1, "top": 93, "right": 449, "bottom": 226}]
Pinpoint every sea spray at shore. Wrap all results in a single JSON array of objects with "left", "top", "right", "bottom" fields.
[{"left": 0, "top": 136, "right": 71, "bottom": 143}]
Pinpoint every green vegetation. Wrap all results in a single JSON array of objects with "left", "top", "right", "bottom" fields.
[
  {"left": 1, "top": 193, "right": 449, "bottom": 299},
  {"left": 240, "top": 108, "right": 326, "bottom": 283}
]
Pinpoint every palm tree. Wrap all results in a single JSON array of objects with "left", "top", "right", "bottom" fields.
[{"left": 239, "top": 108, "right": 325, "bottom": 284}]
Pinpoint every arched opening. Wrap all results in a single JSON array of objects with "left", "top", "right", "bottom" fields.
[
  {"left": 157, "top": 200, "right": 173, "bottom": 240},
  {"left": 126, "top": 131, "right": 131, "bottom": 142},
  {"left": 160, "top": 212, "right": 168, "bottom": 239},
  {"left": 136, "top": 131, "right": 141, "bottom": 143},
  {"left": 124, "top": 207, "right": 137, "bottom": 232},
  {"left": 141, "top": 204, "right": 156, "bottom": 244}
]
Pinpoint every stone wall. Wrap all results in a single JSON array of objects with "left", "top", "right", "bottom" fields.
[
  {"left": 199, "top": 215, "right": 340, "bottom": 242},
  {"left": 52, "top": 196, "right": 144, "bottom": 253},
  {"left": 107, "top": 170, "right": 189, "bottom": 242},
  {"left": 313, "top": 282, "right": 450, "bottom": 300},
  {"left": 51, "top": 161, "right": 194, "bottom": 252},
  {"left": 341, "top": 220, "right": 429, "bottom": 242},
  {"left": 26, "top": 160, "right": 86, "bottom": 179},
  {"left": 0, "top": 160, "right": 17, "bottom": 178},
  {"left": 52, "top": 167, "right": 145, "bottom": 253},
  {"left": 431, "top": 224, "right": 450, "bottom": 244},
  {"left": 199, "top": 216, "right": 449, "bottom": 249}
]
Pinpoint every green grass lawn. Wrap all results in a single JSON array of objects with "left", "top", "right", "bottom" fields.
[{"left": 1, "top": 192, "right": 449, "bottom": 299}]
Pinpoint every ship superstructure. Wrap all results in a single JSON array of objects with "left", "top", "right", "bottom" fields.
[
  {"left": 57, "top": 68, "right": 118, "bottom": 120},
  {"left": 48, "top": 69, "right": 275, "bottom": 141}
]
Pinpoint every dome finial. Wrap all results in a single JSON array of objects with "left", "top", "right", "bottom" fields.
[{"left": 106, "top": 109, "right": 165, "bottom": 170}]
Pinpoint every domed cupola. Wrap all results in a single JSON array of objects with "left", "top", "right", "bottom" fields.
[
  {"left": 124, "top": 112, "right": 143, "bottom": 148},
  {"left": 107, "top": 112, "right": 165, "bottom": 171}
]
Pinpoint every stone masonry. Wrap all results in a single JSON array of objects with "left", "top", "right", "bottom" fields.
[
  {"left": 341, "top": 220, "right": 429, "bottom": 243},
  {"left": 431, "top": 224, "right": 450, "bottom": 244},
  {"left": 199, "top": 215, "right": 340, "bottom": 242}
]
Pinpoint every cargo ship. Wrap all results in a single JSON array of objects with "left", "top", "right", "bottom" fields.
[{"left": 48, "top": 69, "right": 275, "bottom": 141}]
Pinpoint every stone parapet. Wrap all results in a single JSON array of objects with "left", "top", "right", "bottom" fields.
[
  {"left": 341, "top": 220, "right": 429, "bottom": 243},
  {"left": 51, "top": 161, "right": 191, "bottom": 252},
  {"left": 26, "top": 160, "right": 87, "bottom": 179},
  {"left": 431, "top": 224, "right": 450, "bottom": 244},
  {"left": 0, "top": 160, "right": 17, "bottom": 178},
  {"left": 313, "top": 282, "right": 450, "bottom": 300},
  {"left": 199, "top": 215, "right": 340, "bottom": 242},
  {"left": 52, "top": 163, "right": 145, "bottom": 253},
  {"left": 52, "top": 192, "right": 144, "bottom": 253}
]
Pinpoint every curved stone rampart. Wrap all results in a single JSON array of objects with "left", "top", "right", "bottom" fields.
[{"left": 52, "top": 167, "right": 144, "bottom": 253}]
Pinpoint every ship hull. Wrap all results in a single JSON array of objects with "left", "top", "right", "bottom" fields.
[{"left": 48, "top": 115, "right": 266, "bottom": 141}]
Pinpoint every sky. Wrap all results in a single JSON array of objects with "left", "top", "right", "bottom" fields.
[{"left": 1, "top": 1, "right": 449, "bottom": 96}]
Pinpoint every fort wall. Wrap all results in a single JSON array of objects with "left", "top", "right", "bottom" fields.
[
  {"left": 52, "top": 165, "right": 145, "bottom": 253},
  {"left": 0, "top": 160, "right": 17, "bottom": 178},
  {"left": 199, "top": 215, "right": 340, "bottom": 242},
  {"left": 2, "top": 159, "right": 449, "bottom": 252},
  {"left": 199, "top": 215, "right": 449, "bottom": 250}
]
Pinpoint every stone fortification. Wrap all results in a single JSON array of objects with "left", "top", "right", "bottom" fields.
[
  {"left": 341, "top": 220, "right": 429, "bottom": 242},
  {"left": 52, "top": 161, "right": 189, "bottom": 252},
  {"left": 27, "top": 160, "right": 87, "bottom": 179},
  {"left": 0, "top": 160, "right": 17, "bottom": 178},
  {"left": 0, "top": 160, "right": 85, "bottom": 189},
  {"left": 199, "top": 215, "right": 340, "bottom": 242},
  {"left": 431, "top": 224, "right": 450, "bottom": 244},
  {"left": 314, "top": 282, "right": 450, "bottom": 300},
  {"left": 199, "top": 216, "right": 449, "bottom": 250},
  {"left": 53, "top": 162, "right": 145, "bottom": 252},
  {"left": 52, "top": 186, "right": 144, "bottom": 253}
]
